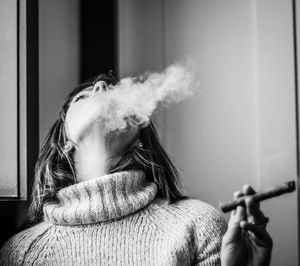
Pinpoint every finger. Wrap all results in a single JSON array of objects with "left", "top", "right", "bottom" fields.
[
  {"left": 228, "top": 205, "right": 246, "bottom": 228},
  {"left": 243, "top": 184, "right": 260, "bottom": 207},
  {"left": 234, "top": 205, "right": 246, "bottom": 221},
  {"left": 225, "top": 206, "right": 246, "bottom": 242},
  {"left": 233, "top": 190, "right": 244, "bottom": 199},
  {"left": 232, "top": 190, "right": 244, "bottom": 215},
  {"left": 240, "top": 221, "right": 273, "bottom": 249},
  {"left": 245, "top": 197, "right": 265, "bottom": 224},
  {"left": 242, "top": 184, "right": 256, "bottom": 195}
]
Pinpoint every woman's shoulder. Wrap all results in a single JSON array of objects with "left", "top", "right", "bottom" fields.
[
  {"left": 175, "top": 198, "right": 227, "bottom": 229},
  {"left": 152, "top": 197, "right": 225, "bottom": 218},
  {"left": 0, "top": 222, "right": 52, "bottom": 265},
  {"left": 150, "top": 197, "right": 227, "bottom": 234},
  {"left": 174, "top": 198, "right": 225, "bottom": 221}
]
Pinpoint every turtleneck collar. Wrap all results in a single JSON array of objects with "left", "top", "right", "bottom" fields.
[{"left": 43, "top": 171, "right": 157, "bottom": 226}]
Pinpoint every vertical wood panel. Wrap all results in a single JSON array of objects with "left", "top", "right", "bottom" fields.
[{"left": 81, "top": 0, "right": 117, "bottom": 81}]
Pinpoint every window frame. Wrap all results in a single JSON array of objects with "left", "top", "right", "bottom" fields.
[{"left": 0, "top": 0, "right": 39, "bottom": 200}]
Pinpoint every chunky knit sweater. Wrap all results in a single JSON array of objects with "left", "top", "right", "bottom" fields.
[{"left": 0, "top": 171, "right": 227, "bottom": 265}]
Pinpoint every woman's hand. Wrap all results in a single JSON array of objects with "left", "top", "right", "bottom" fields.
[{"left": 221, "top": 185, "right": 273, "bottom": 266}]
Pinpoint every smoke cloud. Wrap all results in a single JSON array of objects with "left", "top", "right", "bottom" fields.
[{"left": 95, "top": 62, "right": 195, "bottom": 131}]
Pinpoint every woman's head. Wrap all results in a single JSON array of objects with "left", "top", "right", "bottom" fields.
[
  {"left": 28, "top": 73, "right": 185, "bottom": 224},
  {"left": 64, "top": 78, "right": 140, "bottom": 160}
]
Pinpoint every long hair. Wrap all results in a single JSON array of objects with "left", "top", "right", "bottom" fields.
[{"left": 27, "top": 73, "right": 185, "bottom": 225}]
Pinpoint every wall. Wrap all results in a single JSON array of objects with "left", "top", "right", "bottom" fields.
[
  {"left": 118, "top": 1, "right": 299, "bottom": 265},
  {"left": 39, "top": 0, "right": 80, "bottom": 145}
]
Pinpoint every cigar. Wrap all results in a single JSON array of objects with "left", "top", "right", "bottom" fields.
[{"left": 220, "top": 180, "right": 296, "bottom": 213}]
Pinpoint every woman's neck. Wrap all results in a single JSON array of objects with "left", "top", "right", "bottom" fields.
[
  {"left": 71, "top": 122, "right": 139, "bottom": 182},
  {"left": 73, "top": 124, "right": 109, "bottom": 182}
]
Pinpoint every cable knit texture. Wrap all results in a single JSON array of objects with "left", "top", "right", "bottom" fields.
[{"left": 0, "top": 171, "right": 227, "bottom": 265}]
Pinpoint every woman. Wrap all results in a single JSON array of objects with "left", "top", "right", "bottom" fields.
[{"left": 0, "top": 73, "right": 272, "bottom": 265}]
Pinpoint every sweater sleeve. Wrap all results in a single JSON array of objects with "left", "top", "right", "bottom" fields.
[
  {"left": 183, "top": 199, "right": 227, "bottom": 266},
  {"left": 194, "top": 215, "right": 227, "bottom": 265},
  {"left": 0, "top": 222, "right": 52, "bottom": 265}
]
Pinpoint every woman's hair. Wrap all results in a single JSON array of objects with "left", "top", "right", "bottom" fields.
[{"left": 27, "top": 73, "right": 186, "bottom": 225}]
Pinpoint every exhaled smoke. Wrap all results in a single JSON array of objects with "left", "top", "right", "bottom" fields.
[{"left": 95, "top": 62, "right": 195, "bottom": 131}]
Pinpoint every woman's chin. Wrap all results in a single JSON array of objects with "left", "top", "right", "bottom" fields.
[{"left": 66, "top": 102, "right": 106, "bottom": 141}]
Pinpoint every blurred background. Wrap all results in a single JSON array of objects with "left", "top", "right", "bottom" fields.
[{"left": 0, "top": 0, "right": 299, "bottom": 265}]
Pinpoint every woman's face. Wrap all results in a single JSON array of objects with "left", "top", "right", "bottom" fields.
[{"left": 65, "top": 81, "right": 139, "bottom": 152}]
